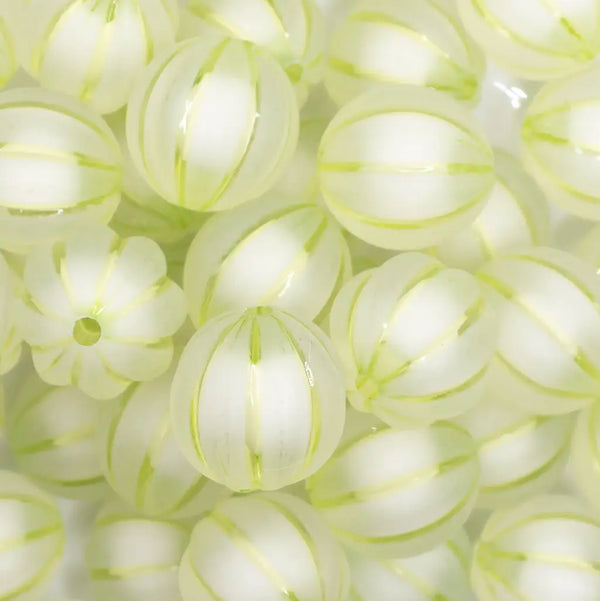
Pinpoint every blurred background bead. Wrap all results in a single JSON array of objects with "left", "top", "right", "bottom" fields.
[
  {"left": 344, "top": 233, "right": 396, "bottom": 275},
  {"left": 0, "top": 253, "right": 22, "bottom": 374},
  {"left": 573, "top": 223, "right": 600, "bottom": 271},
  {"left": 0, "top": 0, "right": 18, "bottom": 88},
  {"left": 571, "top": 402, "right": 600, "bottom": 511},
  {"left": 179, "top": 492, "right": 349, "bottom": 601}
]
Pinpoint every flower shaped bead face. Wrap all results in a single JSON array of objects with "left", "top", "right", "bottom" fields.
[{"left": 17, "top": 225, "right": 186, "bottom": 400}]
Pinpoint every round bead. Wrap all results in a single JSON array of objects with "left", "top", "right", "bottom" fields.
[
  {"left": 477, "top": 246, "right": 600, "bottom": 414},
  {"left": 184, "top": 195, "right": 351, "bottom": 326},
  {"left": 16, "top": 0, "right": 179, "bottom": 114},
  {"left": 16, "top": 225, "right": 186, "bottom": 400},
  {"left": 330, "top": 252, "right": 497, "bottom": 426},
  {"left": 571, "top": 403, "right": 600, "bottom": 511},
  {"left": 0, "top": 470, "right": 65, "bottom": 601},
  {"left": 0, "top": 2, "right": 17, "bottom": 88},
  {"left": 436, "top": 149, "right": 551, "bottom": 272},
  {"left": 126, "top": 35, "right": 299, "bottom": 213},
  {"left": 0, "top": 253, "right": 22, "bottom": 374},
  {"left": 317, "top": 86, "right": 494, "bottom": 250},
  {"left": 326, "top": 0, "right": 484, "bottom": 106},
  {"left": 471, "top": 495, "right": 600, "bottom": 601},
  {"left": 171, "top": 306, "right": 346, "bottom": 491},
  {"left": 0, "top": 87, "right": 122, "bottom": 254},
  {"left": 457, "top": 0, "right": 600, "bottom": 80},
  {"left": 522, "top": 67, "right": 600, "bottom": 220},
  {"left": 85, "top": 502, "right": 189, "bottom": 601},
  {"left": 179, "top": 492, "right": 349, "bottom": 601},
  {"left": 306, "top": 414, "right": 480, "bottom": 558}
]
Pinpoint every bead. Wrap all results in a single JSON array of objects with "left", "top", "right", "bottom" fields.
[
  {"left": 126, "top": 35, "right": 299, "bottom": 213},
  {"left": 573, "top": 223, "right": 600, "bottom": 270},
  {"left": 0, "top": 470, "right": 65, "bottom": 601},
  {"left": 16, "top": 0, "right": 179, "bottom": 114},
  {"left": 571, "top": 403, "right": 600, "bottom": 511},
  {"left": 179, "top": 492, "right": 349, "bottom": 601},
  {"left": 0, "top": 253, "right": 22, "bottom": 375},
  {"left": 457, "top": 0, "right": 600, "bottom": 81},
  {"left": 16, "top": 225, "right": 186, "bottom": 400},
  {"left": 326, "top": 0, "right": 484, "bottom": 106},
  {"left": 318, "top": 86, "right": 494, "bottom": 250},
  {"left": 477, "top": 246, "right": 600, "bottom": 414},
  {"left": 522, "top": 67, "right": 600, "bottom": 220},
  {"left": 471, "top": 495, "right": 600, "bottom": 601},
  {"left": 0, "top": 2, "right": 17, "bottom": 88},
  {"left": 184, "top": 194, "right": 351, "bottom": 326},
  {"left": 171, "top": 306, "right": 346, "bottom": 491},
  {"left": 85, "top": 502, "right": 189, "bottom": 601},
  {"left": 0, "top": 87, "right": 122, "bottom": 254},
  {"left": 436, "top": 149, "right": 551, "bottom": 272},
  {"left": 344, "top": 233, "right": 396, "bottom": 274},
  {"left": 330, "top": 252, "right": 497, "bottom": 426}
]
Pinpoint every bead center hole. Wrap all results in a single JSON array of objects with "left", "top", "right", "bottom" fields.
[{"left": 73, "top": 317, "right": 101, "bottom": 346}]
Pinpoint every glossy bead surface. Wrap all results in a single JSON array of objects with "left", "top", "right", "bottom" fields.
[
  {"left": 571, "top": 403, "right": 600, "bottom": 511},
  {"left": 0, "top": 253, "right": 22, "bottom": 374}
]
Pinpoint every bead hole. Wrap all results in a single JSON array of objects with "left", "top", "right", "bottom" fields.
[{"left": 73, "top": 317, "right": 101, "bottom": 346}]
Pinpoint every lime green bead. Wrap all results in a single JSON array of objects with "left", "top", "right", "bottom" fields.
[
  {"left": 571, "top": 403, "right": 600, "bottom": 511},
  {"left": 0, "top": 253, "right": 22, "bottom": 374}
]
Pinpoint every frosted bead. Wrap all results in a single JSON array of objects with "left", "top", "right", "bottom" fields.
[
  {"left": 184, "top": 195, "right": 351, "bottom": 326},
  {"left": 6, "top": 374, "right": 107, "bottom": 500},
  {"left": 522, "top": 68, "right": 600, "bottom": 220},
  {"left": 126, "top": 35, "right": 299, "bottom": 213},
  {"left": 477, "top": 247, "right": 600, "bottom": 414},
  {"left": 0, "top": 2, "right": 17, "bottom": 88},
  {"left": 318, "top": 86, "right": 494, "bottom": 250},
  {"left": 326, "top": 0, "right": 484, "bottom": 106},
  {"left": 17, "top": 0, "right": 179, "bottom": 114},
  {"left": 456, "top": 397, "right": 574, "bottom": 508},
  {"left": 0, "top": 470, "right": 65, "bottom": 601},
  {"left": 330, "top": 252, "right": 497, "bottom": 426},
  {"left": 179, "top": 492, "right": 349, "bottom": 601},
  {"left": 0, "top": 253, "right": 22, "bottom": 374},
  {"left": 85, "top": 502, "right": 189, "bottom": 601},
  {"left": 571, "top": 403, "right": 600, "bottom": 511},
  {"left": 0, "top": 87, "right": 122, "bottom": 254},
  {"left": 436, "top": 149, "right": 551, "bottom": 272},
  {"left": 471, "top": 495, "right": 600, "bottom": 601},
  {"left": 171, "top": 307, "right": 346, "bottom": 491},
  {"left": 17, "top": 225, "right": 186, "bottom": 400},
  {"left": 457, "top": 0, "right": 600, "bottom": 80}
]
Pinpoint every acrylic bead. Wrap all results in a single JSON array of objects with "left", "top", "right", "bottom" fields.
[
  {"left": 477, "top": 246, "right": 600, "bottom": 415},
  {"left": 0, "top": 2, "right": 17, "bottom": 88},
  {"left": 179, "top": 493, "right": 349, "bottom": 601},
  {"left": 318, "top": 86, "right": 494, "bottom": 250},
  {"left": 17, "top": 225, "right": 186, "bottom": 400},
  {"left": 326, "top": 0, "right": 484, "bottom": 106},
  {"left": 436, "top": 149, "right": 551, "bottom": 272},
  {"left": 16, "top": 0, "right": 179, "bottom": 114},
  {"left": 571, "top": 403, "right": 600, "bottom": 511},
  {"left": 0, "top": 470, "right": 65, "bottom": 601},
  {"left": 330, "top": 252, "right": 497, "bottom": 426},
  {"left": 184, "top": 194, "right": 351, "bottom": 326},
  {"left": 574, "top": 223, "right": 600, "bottom": 270},
  {"left": 457, "top": 0, "right": 600, "bottom": 81},
  {"left": 0, "top": 87, "right": 122, "bottom": 254},
  {"left": 171, "top": 306, "right": 346, "bottom": 492},
  {"left": 306, "top": 414, "right": 480, "bottom": 558},
  {"left": 126, "top": 35, "right": 299, "bottom": 213},
  {"left": 471, "top": 495, "right": 600, "bottom": 601},
  {"left": 0, "top": 253, "right": 22, "bottom": 375}
]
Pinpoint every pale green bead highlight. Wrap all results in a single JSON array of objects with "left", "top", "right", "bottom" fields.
[
  {"left": 0, "top": 470, "right": 65, "bottom": 601},
  {"left": 471, "top": 495, "right": 600, "bottom": 601},
  {"left": 17, "top": 224, "right": 187, "bottom": 401},
  {"left": 0, "top": 253, "right": 22, "bottom": 375},
  {"left": 318, "top": 85, "right": 495, "bottom": 250},
  {"left": 477, "top": 246, "right": 600, "bottom": 415},
  {"left": 179, "top": 492, "right": 349, "bottom": 601},
  {"left": 326, "top": 0, "right": 485, "bottom": 106},
  {"left": 571, "top": 402, "right": 600, "bottom": 512},
  {"left": 170, "top": 306, "right": 346, "bottom": 492},
  {"left": 126, "top": 35, "right": 299, "bottom": 213}
]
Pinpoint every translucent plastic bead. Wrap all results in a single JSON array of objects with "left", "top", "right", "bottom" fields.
[
  {"left": 16, "top": 0, "right": 179, "bottom": 114},
  {"left": 17, "top": 225, "right": 186, "bottom": 400},
  {"left": 0, "top": 253, "right": 22, "bottom": 374},
  {"left": 306, "top": 414, "right": 480, "bottom": 558},
  {"left": 126, "top": 35, "right": 299, "bottom": 213},
  {"left": 477, "top": 247, "right": 600, "bottom": 415},
  {"left": 6, "top": 374, "right": 107, "bottom": 501},
  {"left": 436, "top": 149, "right": 551, "bottom": 272},
  {"left": 330, "top": 252, "right": 497, "bottom": 426},
  {"left": 85, "top": 502, "right": 189, "bottom": 601},
  {"left": 171, "top": 306, "right": 346, "bottom": 491},
  {"left": 318, "top": 86, "right": 495, "bottom": 250},
  {"left": 457, "top": 0, "right": 600, "bottom": 81},
  {"left": 326, "top": 0, "right": 485, "bottom": 106},
  {"left": 0, "top": 2, "right": 17, "bottom": 88},
  {"left": 472, "top": 495, "right": 600, "bottom": 601},
  {"left": 179, "top": 492, "right": 349, "bottom": 601},
  {"left": 571, "top": 403, "right": 600, "bottom": 511},
  {"left": 0, "top": 87, "right": 122, "bottom": 254},
  {"left": 521, "top": 68, "right": 600, "bottom": 220},
  {"left": 184, "top": 195, "right": 351, "bottom": 326},
  {"left": 0, "top": 470, "right": 65, "bottom": 601}
]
